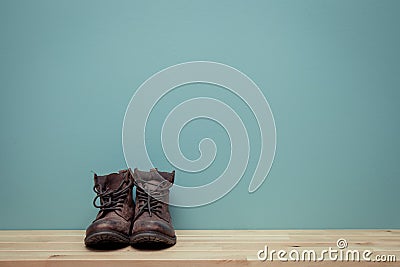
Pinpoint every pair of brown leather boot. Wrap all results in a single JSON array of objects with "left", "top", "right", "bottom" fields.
[{"left": 84, "top": 168, "right": 176, "bottom": 249}]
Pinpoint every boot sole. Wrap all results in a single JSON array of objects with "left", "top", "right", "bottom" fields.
[
  {"left": 130, "top": 231, "right": 176, "bottom": 246},
  {"left": 85, "top": 231, "right": 129, "bottom": 248}
]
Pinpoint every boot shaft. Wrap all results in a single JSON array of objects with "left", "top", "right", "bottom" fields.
[
  {"left": 93, "top": 169, "right": 134, "bottom": 221},
  {"left": 132, "top": 168, "right": 174, "bottom": 223}
]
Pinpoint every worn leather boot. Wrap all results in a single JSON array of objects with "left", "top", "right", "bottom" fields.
[
  {"left": 85, "top": 169, "right": 134, "bottom": 248},
  {"left": 130, "top": 168, "right": 176, "bottom": 246}
]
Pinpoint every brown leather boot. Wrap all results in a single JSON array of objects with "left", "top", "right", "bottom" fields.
[
  {"left": 130, "top": 168, "right": 176, "bottom": 246},
  {"left": 85, "top": 169, "right": 134, "bottom": 248}
]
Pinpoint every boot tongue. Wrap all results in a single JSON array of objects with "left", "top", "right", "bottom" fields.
[
  {"left": 94, "top": 172, "right": 124, "bottom": 191},
  {"left": 134, "top": 168, "right": 173, "bottom": 192}
]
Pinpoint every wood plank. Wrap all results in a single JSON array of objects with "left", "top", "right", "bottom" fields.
[
  {"left": 4, "top": 260, "right": 398, "bottom": 267},
  {"left": 0, "top": 229, "right": 398, "bottom": 236},
  {"left": 1, "top": 241, "right": 400, "bottom": 251},
  {"left": 2, "top": 235, "right": 400, "bottom": 243},
  {"left": 0, "top": 250, "right": 399, "bottom": 259},
  {"left": 0, "top": 230, "right": 398, "bottom": 267}
]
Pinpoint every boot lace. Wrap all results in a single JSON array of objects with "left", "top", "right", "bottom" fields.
[
  {"left": 92, "top": 175, "right": 132, "bottom": 212},
  {"left": 133, "top": 179, "right": 170, "bottom": 221}
]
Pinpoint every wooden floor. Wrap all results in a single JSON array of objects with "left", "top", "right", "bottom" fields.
[{"left": 0, "top": 230, "right": 399, "bottom": 266}]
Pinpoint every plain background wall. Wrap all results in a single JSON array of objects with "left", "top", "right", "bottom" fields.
[{"left": 0, "top": 0, "right": 399, "bottom": 229}]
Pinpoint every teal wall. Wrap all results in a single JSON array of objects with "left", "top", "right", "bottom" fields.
[{"left": 1, "top": 0, "right": 399, "bottom": 230}]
